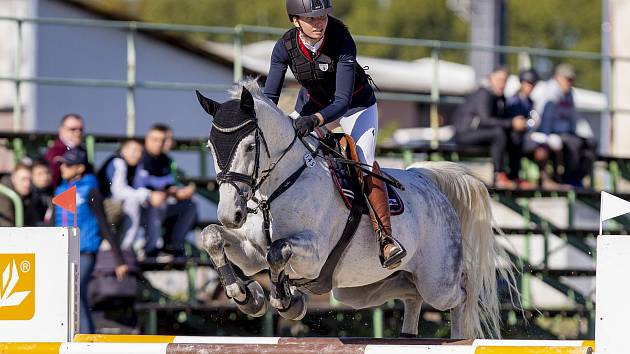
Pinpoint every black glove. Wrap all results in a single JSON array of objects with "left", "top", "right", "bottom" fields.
[{"left": 293, "top": 115, "right": 319, "bottom": 137}]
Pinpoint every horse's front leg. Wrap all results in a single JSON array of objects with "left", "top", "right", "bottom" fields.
[
  {"left": 267, "top": 231, "right": 324, "bottom": 321},
  {"left": 200, "top": 224, "right": 267, "bottom": 317}
]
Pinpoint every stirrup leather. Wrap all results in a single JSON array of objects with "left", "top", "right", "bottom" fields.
[{"left": 378, "top": 231, "right": 407, "bottom": 269}]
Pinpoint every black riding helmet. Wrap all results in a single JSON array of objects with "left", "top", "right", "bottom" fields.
[
  {"left": 519, "top": 68, "right": 539, "bottom": 85},
  {"left": 286, "top": 0, "right": 333, "bottom": 21}
]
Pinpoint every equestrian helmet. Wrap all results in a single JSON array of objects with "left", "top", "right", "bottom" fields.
[
  {"left": 286, "top": 0, "right": 333, "bottom": 20},
  {"left": 518, "top": 68, "right": 539, "bottom": 84}
]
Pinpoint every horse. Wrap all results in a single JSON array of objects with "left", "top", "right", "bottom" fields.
[{"left": 195, "top": 78, "right": 517, "bottom": 338}]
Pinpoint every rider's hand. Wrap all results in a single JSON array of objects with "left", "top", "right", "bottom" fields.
[
  {"left": 512, "top": 116, "right": 528, "bottom": 132},
  {"left": 175, "top": 184, "right": 196, "bottom": 200},
  {"left": 293, "top": 115, "right": 319, "bottom": 137}
]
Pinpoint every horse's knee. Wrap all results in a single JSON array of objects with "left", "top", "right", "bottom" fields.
[
  {"left": 267, "top": 239, "right": 292, "bottom": 275},
  {"left": 201, "top": 224, "right": 224, "bottom": 252}
]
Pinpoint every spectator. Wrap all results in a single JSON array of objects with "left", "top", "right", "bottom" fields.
[
  {"left": 53, "top": 147, "right": 128, "bottom": 333},
  {"left": 0, "top": 163, "right": 38, "bottom": 226},
  {"left": 97, "top": 138, "right": 158, "bottom": 251},
  {"left": 505, "top": 68, "right": 540, "bottom": 189},
  {"left": 45, "top": 113, "right": 85, "bottom": 188},
  {"left": 453, "top": 67, "right": 528, "bottom": 188},
  {"left": 532, "top": 64, "right": 596, "bottom": 188},
  {"left": 137, "top": 124, "right": 197, "bottom": 258},
  {"left": 31, "top": 160, "right": 54, "bottom": 225}
]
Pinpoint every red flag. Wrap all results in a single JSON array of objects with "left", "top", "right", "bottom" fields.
[{"left": 52, "top": 186, "right": 77, "bottom": 227}]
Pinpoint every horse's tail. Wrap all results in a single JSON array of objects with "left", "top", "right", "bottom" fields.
[{"left": 410, "top": 161, "right": 519, "bottom": 339}]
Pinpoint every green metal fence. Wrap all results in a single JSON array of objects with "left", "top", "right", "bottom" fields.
[{"left": 1, "top": 15, "right": 629, "bottom": 147}]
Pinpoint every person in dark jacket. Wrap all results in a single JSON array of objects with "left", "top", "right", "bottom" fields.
[
  {"left": 135, "top": 124, "right": 197, "bottom": 258},
  {"left": 53, "top": 147, "right": 128, "bottom": 334},
  {"left": 0, "top": 163, "right": 39, "bottom": 226},
  {"left": 45, "top": 113, "right": 85, "bottom": 188},
  {"left": 262, "top": 0, "right": 405, "bottom": 269},
  {"left": 453, "top": 67, "right": 528, "bottom": 188},
  {"left": 31, "top": 159, "right": 54, "bottom": 225},
  {"left": 505, "top": 68, "right": 540, "bottom": 189}
]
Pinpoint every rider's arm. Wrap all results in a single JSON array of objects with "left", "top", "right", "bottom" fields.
[
  {"left": 264, "top": 39, "right": 289, "bottom": 105},
  {"left": 318, "top": 37, "right": 356, "bottom": 124}
]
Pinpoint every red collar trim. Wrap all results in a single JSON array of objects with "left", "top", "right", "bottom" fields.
[{"left": 297, "top": 32, "right": 325, "bottom": 62}]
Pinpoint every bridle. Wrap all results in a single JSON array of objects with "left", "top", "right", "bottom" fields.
[{"left": 211, "top": 115, "right": 302, "bottom": 212}]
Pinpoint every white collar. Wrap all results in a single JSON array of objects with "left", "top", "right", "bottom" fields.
[{"left": 300, "top": 33, "right": 324, "bottom": 53}]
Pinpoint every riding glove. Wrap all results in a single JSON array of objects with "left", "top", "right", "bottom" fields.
[{"left": 293, "top": 114, "right": 319, "bottom": 137}]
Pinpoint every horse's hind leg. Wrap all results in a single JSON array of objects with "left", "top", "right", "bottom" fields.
[
  {"left": 201, "top": 224, "right": 267, "bottom": 317},
  {"left": 333, "top": 271, "right": 423, "bottom": 337}
]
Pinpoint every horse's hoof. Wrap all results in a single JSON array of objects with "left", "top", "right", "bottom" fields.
[
  {"left": 277, "top": 292, "right": 307, "bottom": 321},
  {"left": 235, "top": 281, "right": 267, "bottom": 317},
  {"left": 225, "top": 282, "right": 247, "bottom": 303}
]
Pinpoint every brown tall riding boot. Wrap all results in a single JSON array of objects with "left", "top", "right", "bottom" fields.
[{"left": 364, "top": 161, "right": 407, "bottom": 269}]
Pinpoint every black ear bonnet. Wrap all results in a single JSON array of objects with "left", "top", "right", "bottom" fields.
[{"left": 209, "top": 99, "right": 257, "bottom": 170}]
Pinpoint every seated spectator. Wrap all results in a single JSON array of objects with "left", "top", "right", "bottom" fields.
[
  {"left": 53, "top": 147, "right": 129, "bottom": 333},
  {"left": 0, "top": 163, "right": 38, "bottom": 226},
  {"left": 453, "top": 67, "right": 528, "bottom": 188},
  {"left": 97, "top": 138, "right": 160, "bottom": 251},
  {"left": 137, "top": 124, "right": 197, "bottom": 258},
  {"left": 31, "top": 160, "right": 54, "bottom": 225},
  {"left": 45, "top": 113, "right": 85, "bottom": 188},
  {"left": 506, "top": 68, "right": 540, "bottom": 189},
  {"left": 532, "top": 64, "right": 596, "bottom": 188}
]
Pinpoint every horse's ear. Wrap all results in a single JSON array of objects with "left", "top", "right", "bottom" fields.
[
  {"left": 240, "top": 87, "right": 255, "bottom": 113},
  {"left": 196, "top": 90, "right": 220, "bottom": 117}
]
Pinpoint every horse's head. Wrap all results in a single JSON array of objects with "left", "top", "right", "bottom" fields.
[{"left": 197, "top": 87, "right": 264, "bottom": 228}]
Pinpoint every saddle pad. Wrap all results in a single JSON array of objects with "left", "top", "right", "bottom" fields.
[{"left": 326, "top": 156, "right": 404, "bottom": 216}]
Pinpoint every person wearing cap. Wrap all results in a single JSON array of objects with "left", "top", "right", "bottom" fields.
[
  {"left": 504, "top": 68, "right": 540, "bottom": 189},
  {"left": 453, "top": 67, "right": 529, "bottom": 189},
  {"left": 532, "top": 63, "right": 593, "bottom": 187},
  {"left": 262, "top": 0, "right": 405, "bottom": 269},
  {"left": 53, "top": 147, "right": 129, "bottom": 333}
]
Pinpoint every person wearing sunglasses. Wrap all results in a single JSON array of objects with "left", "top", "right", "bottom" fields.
[{"left": 45, "top": 113, "right": 85, "bottom": 188}]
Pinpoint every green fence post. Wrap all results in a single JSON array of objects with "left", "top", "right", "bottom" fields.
[
  {"left": 12, "top": 137, "right": 24, "bottom": 163},
  {"left": 126, "top": 23, "right": 137, "bottom": 137},
  {"left": 430, "top": 47, "right": 440, "bottom": 150},
  {"left": 233, "top": 25, "right": 243, "bottom": 83},
  {"left": 372, "top": 308, "right": 384, "bottom": 338},
  {"left": 14, "top": 19, "right": 22, "bottom": 131},
  {"left": 199, "top": 142, "right": 208, "bottom": 178},
  {"left": 85, "top": 135, "right": 95, "bottom": 164}
]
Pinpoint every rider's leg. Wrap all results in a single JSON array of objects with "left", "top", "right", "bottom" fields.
[
  {"left": 339, "top": 104, "right": 406, "bottom": 269},
  {"left": 364, "top": 161, "right": 406, "bottom": 269}
]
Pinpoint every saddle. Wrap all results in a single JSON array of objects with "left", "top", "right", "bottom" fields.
[{"left": 319, "top": 132, "right": 405, "bottom": 216}]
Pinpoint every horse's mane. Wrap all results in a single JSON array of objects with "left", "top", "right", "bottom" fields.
[
  {"left": 229, "top": 76, "right": 284, "bottom": 117},
  {"left": 229, "top": 77, "right": 265, "bottom": 101}
]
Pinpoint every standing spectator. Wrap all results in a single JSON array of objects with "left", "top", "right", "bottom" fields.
[
  {"left": 31, "top": 160, "right": 54, "bottom": 225},
  {"left": 45, "top": 113, "right": 85, "bottom": 188},
  {"left": 505, "top": 68, "right": 540, "bottom": 189},
  {"left": 53, "top": 147, "right": 128, "bottom": 333},
  {"left": 137, "top": 124, "right": 197, "bottom": 258},
  {"left": 453, "top": 67, "right": 528, "bottom": 188},
  {"left": 0, "top": 163, "right": 38, "bottom": 226},
  {"left": 533, "top": 64, "right": 596, "bottom": 187},
  {"left": 98, "top": 138, "right": 159, "bottom": 251}
]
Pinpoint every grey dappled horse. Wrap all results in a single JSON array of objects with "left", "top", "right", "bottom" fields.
[{"left": 196, "top": 79, "right": 517, "bottom": 338}]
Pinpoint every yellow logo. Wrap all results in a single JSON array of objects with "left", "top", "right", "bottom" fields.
[{"left": 0, "top": 254, "right": 35, "bottom": 320}]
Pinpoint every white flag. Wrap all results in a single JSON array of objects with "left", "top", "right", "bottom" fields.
[{"left": 601, "top": 191, "right": 630, "bottom": 222}]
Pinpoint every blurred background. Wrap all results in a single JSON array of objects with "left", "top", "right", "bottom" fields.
[{"left": 0, "top": 0, "right": 629, "bottom": 340}]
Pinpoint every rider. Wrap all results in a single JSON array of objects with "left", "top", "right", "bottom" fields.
[{"left": 263, "top": 0, "right": 406, "bottom": 269}]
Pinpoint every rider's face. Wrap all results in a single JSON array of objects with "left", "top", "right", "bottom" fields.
[{"left": 293, "top": 15, "right": 328, "bottom": 41}]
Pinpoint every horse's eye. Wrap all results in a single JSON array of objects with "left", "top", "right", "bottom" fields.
[{"left": 246, "top": 143, "right": 256, "bottom": 152}]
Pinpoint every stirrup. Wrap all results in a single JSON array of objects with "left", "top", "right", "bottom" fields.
[{"left": 378, "top": 233, "right": 407, "bottom": 270}]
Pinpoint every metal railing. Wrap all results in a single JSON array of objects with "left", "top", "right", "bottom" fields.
[
  {"left": 1, "top": 15, "right": 629, "bottom": 147},
  {"left": 0, "top": 183, "right": 23, "bottom": 227}
]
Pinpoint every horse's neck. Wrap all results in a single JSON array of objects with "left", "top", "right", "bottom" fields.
[{"left": 257, "top": 113, "right": 313, "bottom": 198}]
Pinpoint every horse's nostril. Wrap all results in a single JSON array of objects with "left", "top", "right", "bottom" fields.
[{"left": 234, "top": 211, "right": 243, "bottom": 224}]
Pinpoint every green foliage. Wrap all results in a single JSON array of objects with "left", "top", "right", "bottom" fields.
[{"left": 106, "top": 0, "right": 601, "bottom": 89}]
